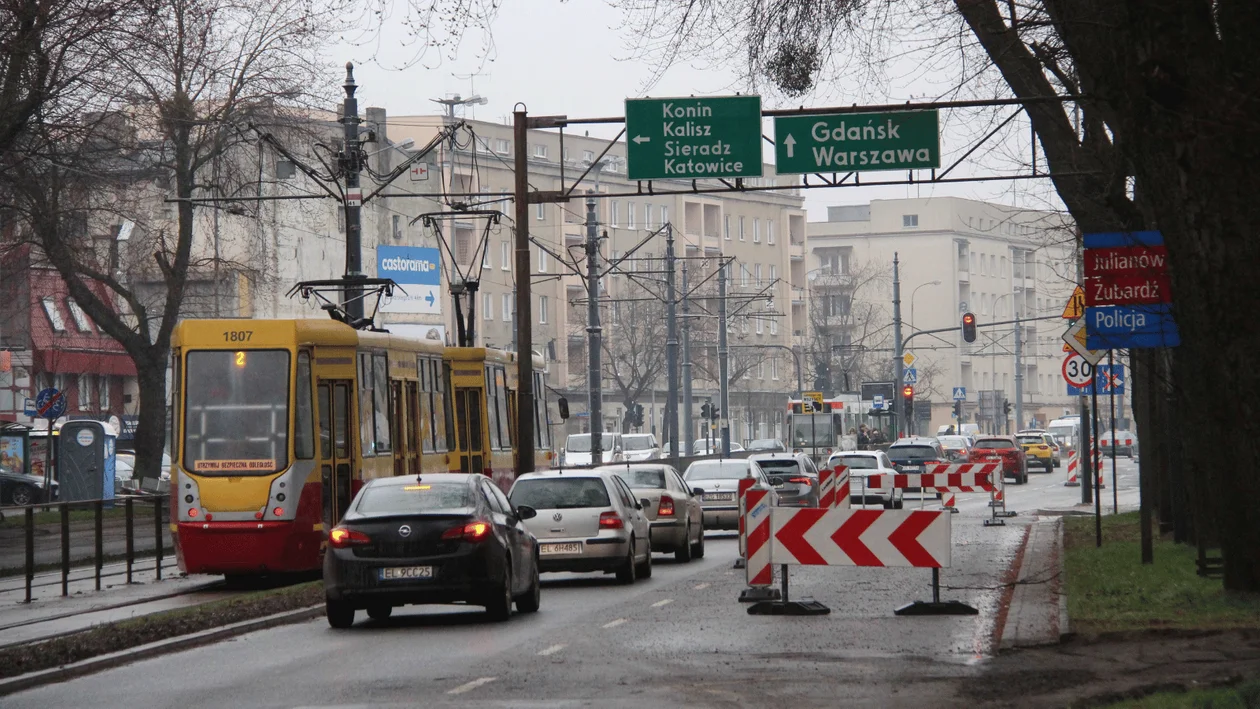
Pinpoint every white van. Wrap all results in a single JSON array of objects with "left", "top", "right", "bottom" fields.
[
  {"left": 1047, "top": 418, "right": 1081, "bottom": 452},
  {"left": 563, "top": 432, "right": 623, "bottom": 466}
]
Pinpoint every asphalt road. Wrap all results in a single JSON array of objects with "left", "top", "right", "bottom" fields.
[{"left": 6, "top": 458, "right": 1142, "bottom": 709}]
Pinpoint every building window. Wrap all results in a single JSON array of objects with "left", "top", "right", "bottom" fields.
[
  {"left": 769, "top": 265, "right": 777, "bottom": 283},
  {"left": 903, "top": 214, "right": 919, "bottom": 228},
  {"left": 1001, "top": 256, "right": 1008, "bottom": 277},
  {"left": 501, "top": 241, "right": 511, "bottom": 270},
  {"left": 754, "top": 263, "right": 763, "bottom": 286},
  {"left": 753, "top": 218, "right": 761, "bottom": 243},
  {"left": 41, "top": 297, "right": 66, "bottom": 333},
  {"left": 661, "top": 204, "right": 668, "bottom": 226},
  {"left": 482, "top": 244, "right": 491, "bottom": 269},
  {"left": 535, "top": 203, "right": 545, "bottom": 221},
  {"left": 611, "top": 201, "right": 619, "bottom": 226},
  {"left": 772, "top": 359, "right": 779, "bottom": 380},
  {"left": 644, "top": 203, "right": 653, "bottom": 230},
  {"left": 533, "top": 144, "right": 548, "bottom": 159},
  {"left": 755, "top": 315, "right": 763, "bottom": 335},
  {"left": 724, "top": 215, "right": 731, "bottom": 240},
  {"left": 739, "top": 216, "right": 746, "bottom": 241},
  {"left": 538, "top": 248, "right": 549, "bottom": 273},
  {"left": 66, "top": 299, "right": 93, "bottom": 333},
  {"left": 627, "top": 202, "right": 636, "bottom": 229},
  {"left": 496, "top": 139, "right": 510, "bottom": 154},
  {"left": 770, "top": 315, "right": 778, "bottom": 335},
  {"left": 757, "top": 361, "right": 765, "bottom": 379},
  {"left": 539, "top": 295, "right": 549, "bottom": 324},
  {"left": 502, "top": 294, "right": 512, "bottom": 321},
  {"left": 483, "top": 293, "right": 493, "bottom": 320},
  {"left": 767, "top": 220, "right": 775, "bottom": 245},
  {"left": 98, "top": 375, "right": 110, "bottom": 410},
  {"left": 582, "top": 150, "right": 594, "bottom": 163},
  {"left": 78, "top": 373, "right": 92, "bottom": 410}
]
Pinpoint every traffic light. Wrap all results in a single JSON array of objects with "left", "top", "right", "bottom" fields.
[
  {"left": 701, "top": 402, "right": 711, "bottom": 420},
  {"left": 710, "top": 405, "right": 720, "bottom": 421},
  {"left": 633, "top": 403, "right": 644, "bottom": 427},
  {"left": 961, "top": 312, "right": 977, "bottom": 343},
  {"left": 902, "top": 385, "right": 915, "bottom": 418},
  {"left": 1002, "top": 399, "right": 1012, "bottom": 416},
  {"left": 953, "top": 400, "right": 962, "bottom": 419}
]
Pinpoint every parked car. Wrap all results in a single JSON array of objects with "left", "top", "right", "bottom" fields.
[
  {"left": 885, "top": 438, "right": 947, "bottom": 493},
  {"left": 619, "top": 434, "right": 661, "bottom": 462},
  {"left": 509, "top": 469, "right": 652, "bottom": 583},
  {"left": 0, "top": 467, "right": 57, "bottom": 505},
  {"left": 747, "top": 452, "right": 820, "bottom": 508},
  {"left": 682, "top": 458, "right": 771, "bottom": 530},
  {"left": 322, "top": 473, "right": 541, "bottom": 629},
  {"left": 595, "top": 463, "right": 704, "bottom": 561},
  {"left": 563, "top": 433, "right": 624, "bottom": 466},
  {"left": 1098, "top": 430, "right": 1138, "bottom": 458},
  {"left": 746, "top": 438, "right": 787, "bottom": 452},
  {"left": 1016, "top": 432, "right": 1056, "bottom": 473},
  {"left": 969, "top": 436, "right": 1029, "bottom": 484},
  {"left": 828, "top": 450, "right": 903, "bottom": 509},
  {"left": 937, "top": 435, "right": 972, "bottom": 462}
]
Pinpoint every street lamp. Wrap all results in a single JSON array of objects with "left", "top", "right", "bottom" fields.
[
  {"left": 909, "top": 280, "right": 942, "bottom": 330},
  {"left": 430, "top": 94, "right": 488, "bottom": 120}
]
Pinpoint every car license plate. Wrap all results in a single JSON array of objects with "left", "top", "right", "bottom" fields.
[
  {"left": 705, "top": 492, "right": 735, "bottom": 502},
  {"left": 378, "top": 566, "right": 433, "bottom": 581},
  {"left": 540, "top": 542, "right": 582, "bottom": 555},
  {"left": 902, "top": 466, "right": 922, "bottom": 473}
]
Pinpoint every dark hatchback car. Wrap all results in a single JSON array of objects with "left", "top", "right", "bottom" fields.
[
  {"left": 323, "top": 474, "right": 541, "bottom": 629},
  {"left": 885, "top": 439, "right": 946, "bottom": 493},
  {"left": 0, "top": 468, "right": 57, "bottom": 506}
]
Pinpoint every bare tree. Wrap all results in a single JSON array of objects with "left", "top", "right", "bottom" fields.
[
  {"left": 805, "top": 260, "right": 891, "bottom": 393},
  {"left": 4, "top": 0, "right": 349, "bottom": 481},
  {"left": 601, "top": 295, "right": 669, "bottom": 432}
]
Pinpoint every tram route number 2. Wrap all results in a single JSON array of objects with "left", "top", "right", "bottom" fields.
[{"left": 223, "top": 330, "right": 254, "bottom": 343}]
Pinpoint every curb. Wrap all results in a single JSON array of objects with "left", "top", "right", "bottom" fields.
[
  {"left": 999, "top": 516, "right": 1064, "bottom": 651},
  {"left": 0, "top": 604, "right": 323, "bottom": 697}
]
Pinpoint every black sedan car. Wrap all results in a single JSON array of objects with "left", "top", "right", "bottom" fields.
[
  {"left": 0, "top": 468, "right": 56, "bottom": 506},
  {"left": 323, "top": 473, "right": 541, "bottom": 628}
]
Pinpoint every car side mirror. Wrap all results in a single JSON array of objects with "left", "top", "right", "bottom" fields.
[
  {"left": 557, "top": 397, "right": 570, "bottom": 421},
  {"left": 639, "top": 498, "right": 651, "bottom": 511},
  {"left": 692, "top": 487, "right": 705, "bottom": 497},
  {"left": 516, "top": 505, "right": 537, "bottom": 520}
]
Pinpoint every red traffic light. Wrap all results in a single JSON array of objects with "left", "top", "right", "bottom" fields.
[
  {"left": 962, "top": 313, "right": 975, "bottom": 325},
  {"left": 902, "top": 385, "right": 914, "bottom": 398},
  {"left": 961, "top": 312, "right": 977, "bottom": 343}
]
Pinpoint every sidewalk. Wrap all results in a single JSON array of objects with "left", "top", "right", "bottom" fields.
[{"left": 999, "top": 516, "right": 1067, "bottom": 650}]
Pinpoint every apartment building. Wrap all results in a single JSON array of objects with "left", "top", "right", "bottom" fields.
[{"left": 807, "top": 197, "right": 1085, "bottom": 434}]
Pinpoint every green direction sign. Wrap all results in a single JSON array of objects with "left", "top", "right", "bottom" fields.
[
  {"left": 625, "top": 95, "right": 763, "bottom": 181},
  {"left": 773, "top": 110, "right": 940, "bottom": 175}
]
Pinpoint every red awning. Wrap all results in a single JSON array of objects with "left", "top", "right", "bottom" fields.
[{"left": 35, "top": 349, "right": 136, "bottom": 376}]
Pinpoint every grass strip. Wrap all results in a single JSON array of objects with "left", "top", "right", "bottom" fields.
[
  {"left": 1098, "top": 677, "right": 1260, "bottom": 708},
  {"left": 1064, "top": 512, "right": 1260, "bottom": 635},
  {"left": 0, "top": 581, "right": 322, "bottom": 680}
]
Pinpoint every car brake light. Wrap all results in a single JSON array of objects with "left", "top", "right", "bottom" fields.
[
  {"left": 599, "top": 511, "right": 624, "bottom": 529},
  {"left": 441, "top": 521, "right": 491, "bottom": 542},
  {"left": 789, "top": 477, "right": 812, "bottom": 485},
  {"left": 329, "top": 527, "right": 371, "bottom": 548},
  {"left": 658, "top": 495, "right": 675, "bottom": 517}
]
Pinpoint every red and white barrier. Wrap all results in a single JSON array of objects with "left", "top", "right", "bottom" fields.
[
  {"left": 818, "top": 466, "right": 836, "bottom": 508},
  {"left": 866, "top": 465, "right": 998, "bottom": 493},
  {"left": 770, "top": 508, "right": 951, "bottom": 568},
  {"left": 828, "top": 465, "right": 850, "bottom": 509},
  {"left": 745, "top": 486, "right": 774, "bottom": 587},
  {"left": 736, "top": 476, "right": 756, "bottom": 559},
  {"left": 1064, "top": 450, "right": 1080, "bottom": 486}
]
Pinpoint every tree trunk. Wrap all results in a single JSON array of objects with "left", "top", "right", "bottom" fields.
[{"left": 132, "top": 350, "right": 169, "bottom": 484}]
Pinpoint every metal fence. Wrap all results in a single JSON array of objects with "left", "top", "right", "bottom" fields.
[{"left": 0, "top": 493, "right": 171, "bottom": 603}]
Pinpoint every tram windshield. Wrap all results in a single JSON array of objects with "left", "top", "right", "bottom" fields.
[{"left": 183, "top": 350, "right": 290, "bottom": 475}]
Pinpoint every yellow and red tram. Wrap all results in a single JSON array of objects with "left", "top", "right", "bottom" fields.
[{"left": 169, "top": 319, "right": 551, "bottom": 577}]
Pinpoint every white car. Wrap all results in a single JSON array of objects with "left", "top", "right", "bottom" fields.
[
  {"left": 562, "top": 433, "right": 623, "bottom": 466},
  {"left": 828, "top": 450, "right": 904, "bottom": 509},
  {"left": 690, "top": 439, "right": 745, "bottom": 456},
  {"left": 619, "top": 433, "right": 661, "bottom": 461},
  {"left": 682, "top": 458, "right": 770, "bottom": 530}
]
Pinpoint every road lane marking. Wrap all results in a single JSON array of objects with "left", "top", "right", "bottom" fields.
[
  {"left": 447, "top": 677, "right": 497, "bottom": 695},
  {"left": 693, "top": 583, "right": 710, "bottom": 590},
  {"left": 602, "top": 618, "right": 627, "bottom": 629},
  {"left": 651, "top": 598, "right": 673, "bottom": 608},
  {"left": 538, "top": 644, "right": 566, "bottom": 656}
]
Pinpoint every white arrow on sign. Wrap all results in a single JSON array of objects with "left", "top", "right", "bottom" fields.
[
  {"left": 783, "top": 134, "right": 796, "bottom": 158},
  {"left": 632, "top": 135, "right": 651, "bottom": 144}
]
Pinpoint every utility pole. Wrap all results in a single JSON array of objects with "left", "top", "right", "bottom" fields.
[
  {"left": 892, "top": 253, "right": 905, "bottom": 439},
  {"left": 718, "top": 260, "right": 731, "bottom": 455},
  {"left": 665, "top": 227, "right": 679, "bottom": 461},
  {"left": 340, "top": 63, "right": 365, "bottom": 323},
  {"left": 1014, "top": 306, "right": 1024, "bottom": 431},
  {"left": 681, "top": 258, "right": 693, "bottom": 455},
  {"left": 585, "top": 191, "right": 603, "bottom": 462},
  {"left": 1076, "top": 238, "right": 1091, "bottom": 505},
  {"left": 512, "top": 109, "right": 535, "bottom": 475}
]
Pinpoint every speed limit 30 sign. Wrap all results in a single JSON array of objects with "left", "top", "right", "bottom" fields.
[{"left": 1062, "top": 352, "right": 1094, "bottom": 387}]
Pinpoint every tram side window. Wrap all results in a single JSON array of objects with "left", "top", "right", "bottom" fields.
[
  {"left": 533, "top": 371, "right": 549, "bottom": 449},
  {"left": 294, "top": 352, "right": 314, "bottom": 459},
  {"left": 441, "top": 362, "right": 455, "bottom": 452},
  {"left": 498, "top": 367, "right": 513, "bottom": 448},
  {"left": 171, "top": 350, "right": 181, "bottom": 457},
  {"left": 486, "top": 365, "right": 502, "bottom": 450},
  {"left": 357, "top": 352, "right": 393, "bottom": 456}
]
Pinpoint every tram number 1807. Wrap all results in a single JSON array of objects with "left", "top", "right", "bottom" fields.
[{"left": 222, "top": 330, "right": 254, "bottom": 342}]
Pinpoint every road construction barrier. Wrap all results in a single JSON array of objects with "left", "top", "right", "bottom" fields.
[
  {"left": 1064, "top": 450, "right": 1080, "bottom": 487},
  {"left": 738, "top": 483, "right": 780, "bottom": 603},
  {"left": 737, "top": 497, "right": 976, "bottom": 616},
  {"left": 862, "top": 463, "right": 1005, "bottom": 522},
  {"left": 734, "top": 476, "right": 757, "bottom": 568},
  {"left": 819, "top": 465, "right": 851, "bottom": 509}
]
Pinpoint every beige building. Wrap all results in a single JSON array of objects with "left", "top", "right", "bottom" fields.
[{"left": 807, "top": 197, "right": 1084, "bottom": 434}]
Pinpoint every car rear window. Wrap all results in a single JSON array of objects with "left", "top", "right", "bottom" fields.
[
  {"left": 888, "top": 446, "right": 938, "bottom": 461},
  {"left": 618, "top": 468, "right": 667, "bottom": 489},
  {"left": 510, "top": 477, "right": 612, "bottom": 509},
  {"left": 685, "top": 461, "right": 753, "bottom": 480},
  {"left": 622, "top": 436, "right": 656, "bottom": 451},
  {"left": 1017, "top": 435, "right": 1045, "bottom": 445},
  {"left": 355, "top": 482, "right": 472, "bottom": 516},
  {"left": 973, "top": 439, "right": 1016, "bottom": 450},
  {"left": 835, "top": 456, "right": 879, "bottom": 469},
  {"left": 755, "top": 459, "right": 803, "bottom": 475}
]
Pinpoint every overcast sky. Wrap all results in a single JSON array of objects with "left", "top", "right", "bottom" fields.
[{"left": 336, "top": 0, "right": 1064, "bottom": 220}]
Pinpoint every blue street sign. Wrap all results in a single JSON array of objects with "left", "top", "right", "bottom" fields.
[
  {"left": 23, "top": 398, "right": 36, "bottom": 417},
  {"left": 952, "top": 387, "right": 966, "bottom": 401},
  {"left": 1067, "top": 382, "right": 1093, "bottom": 396},
  {"left": 35, "top": 387, "right": 67, "bottom": 420},
  {"left": 1085, "top": 304, "right": 1180, "bottom": 349},
  {"left": 872, "top": 395, "right": 886, "bottom": 410},
  {"left": 903, "top": 368, "right": 918, "bottom": 384},
  {"left": 1082, "top": 230, "right": 1164, "bottom": 249},
  {"left": 1066, "top": 364, "right": 1126, "bottom": 396}
]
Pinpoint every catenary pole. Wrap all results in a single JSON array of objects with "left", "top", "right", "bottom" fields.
[
  {"left": 892, "top": 253, "right": 904, "bottom": 439},
  {"left": 512, "top": 109, "right": 535, "bottom": 474},
  {"left": 340, "top": 64, "right": 365, "bottom": 323},
  {"left": 665, "top": 226, "right": 679, "bottom": 461},
  {"left": 718, "top": 260, "right": 730, "bottom": 455},
  {"left": 586, "top": 191, "right": 603, "bottom": 462},
  {"left": 681, "top": 258, "right": 693, "bottom": 456}
]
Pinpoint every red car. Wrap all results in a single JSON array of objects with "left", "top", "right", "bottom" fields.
[{"left": 968, "top": 436, "right": 1028, "bottom": 485}]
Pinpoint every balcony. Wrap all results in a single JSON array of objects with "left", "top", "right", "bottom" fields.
[
  {"left": 791, "top": 287, "right": 806, "bottom": 304},
  {"left": 789, "top": 242, "right": 805, "bottom": 261},
  {"left": 812, "top": 272, "right": 854, "bottom": 289}
]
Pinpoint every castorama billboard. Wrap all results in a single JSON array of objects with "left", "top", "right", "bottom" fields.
[{"left": 377, "top": 246, "right": 442, "bottom": 314}]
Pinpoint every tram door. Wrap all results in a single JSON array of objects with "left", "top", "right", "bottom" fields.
[
  {"left": 319, "top": 380, "right": 355, "bottom": 528},
  {"left": 452, "top": 387, "right": 485, "bottom": 475}
]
